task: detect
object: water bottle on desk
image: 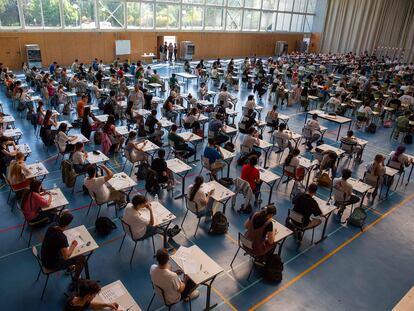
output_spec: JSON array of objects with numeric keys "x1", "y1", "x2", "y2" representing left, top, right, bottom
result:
[{"x1": 154, "y1": 194, "x2": 159, "y2": 203}]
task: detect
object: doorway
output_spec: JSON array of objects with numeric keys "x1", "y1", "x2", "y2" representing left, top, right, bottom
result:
[
  {"x1": 156, "y1": 36, "x2": 177, "y2": 61},
  {"x1": 0, "y1": 37, "x2": 22, "y2": 70}
]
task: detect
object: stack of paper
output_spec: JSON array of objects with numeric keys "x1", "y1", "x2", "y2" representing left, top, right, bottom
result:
[
  {"x1": 174, "y1": 247, "x2": 199, "y2": 274},
  {"x1": 99, "y1": 283, "x2": 126, "y2": 303}
]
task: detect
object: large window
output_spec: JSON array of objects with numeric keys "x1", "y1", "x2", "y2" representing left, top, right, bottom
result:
[
  {"x1": 127, "y1": 2, "x2": 154, "y2": 29},
  {"x1": 181, "y1": 5, "x2": 203, "y2": 29},
  {"x1": 226, "y1": 8, "x2": 242, "y2": 31},
  {"x1": 99, "y1": 0, "x2": 124, "y2": 28},
  {"x1": 156, "y1": 3, "x2": 180, "y2": 28},
  {"x1": 64, "y1": 0, "x2": 96, "y2": 29},
  {"x1": 243, "y1": 10, "x2": 260, "y2": 31},
  {"x1": 275, "y1": 12, "x2": 290, "y2": 31},
  {"x1": 0, "y1": 0, "x2": 20, "y2": 27},
  {"x1": 1, "y1": 0, "x2": 317, "y2": 31},
  {"x1": 204, "y1": 7, "x2": 223, "y2": 30}
]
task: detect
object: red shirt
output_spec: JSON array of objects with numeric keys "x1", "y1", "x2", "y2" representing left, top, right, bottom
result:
[
  {"x1": 241, "y1": 164, "x2": 260, "y2": 191},
  {"x1": 22, "y1": 192, "x2": 49, "y2": 221}
]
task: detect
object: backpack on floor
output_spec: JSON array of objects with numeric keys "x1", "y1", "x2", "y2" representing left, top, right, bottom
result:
[
  {"x1": 136, "y1": 162, "x2": 150, "y2": 180},
  {"x1": 145, "y1": 169, "x2": 160, "y2": 195},
  {"x1": 95, "y1": 217, "x2": 117, "y2": 235},
  {"x1": 404, "y1": 134, "x2": 413, "y2": 144},
  {"x1": 224, "y1": 142, "x2": 235, "y2": 153},
  {"x1": 218, "y1": 177, "x2": 234, "y2": 188},
  {"x1": 209, "y1": 212, "x2": 229, "y2": 234},
  {"x1": 263, "y1": 254, "x2": 283, "y2": 282},
  {"x1": 61, "y1": 160, "x2": 76, "y2": 187},
  {"x1": 383, "y1": 120, "x2": 392, "y2": 128},
  {"x1": 347, "y1": 207, "x2": 367, "y2": 231},
  {"x1": 317, "y1": 173, "x2": 332, "y2": 187},
  {"x1": 365, "y1": 123, "x2": 377, "y2": 134},
  {"x1": 93, "y1": 130, "x2": 102, "y2": 145}
]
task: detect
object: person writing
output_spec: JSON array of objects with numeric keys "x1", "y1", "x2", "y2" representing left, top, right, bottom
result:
[{"x1": 187, "y1": 176, "x2": 215, "y2": 220}]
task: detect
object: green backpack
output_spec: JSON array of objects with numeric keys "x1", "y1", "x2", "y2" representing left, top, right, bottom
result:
[{"x1": 347, "y1": 207, "x2": 367, "y2": 231}]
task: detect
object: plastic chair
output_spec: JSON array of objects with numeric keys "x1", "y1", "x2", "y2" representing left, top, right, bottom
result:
[
  {"x1": 181, "y1": 195, "x2": 206, "y2": 238},
  {"x1": 118, "y1": 218, "x2": 156, "y2": 264},
  {"x1": 147, "y1": 283, "x2": 192, "y2": 311},
  {"x1": 230, "y1": 232, "x2": 261, "y2": 280}
]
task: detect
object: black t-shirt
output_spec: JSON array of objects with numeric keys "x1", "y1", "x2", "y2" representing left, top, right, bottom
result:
[
  {"x1": 151, "y1": 158, "x2": 167, "y2": 180},
  {"x1": 292, "y1": 193, "x2": 322, "y2": 226},
  {"x1": 145, "y1": 115, "x2": 158, "y2": 133},
  {"x1": 41, "y1": 226, "x2": 69, "y2": 269}
]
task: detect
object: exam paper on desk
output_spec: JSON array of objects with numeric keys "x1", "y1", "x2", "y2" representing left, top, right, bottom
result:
[
  {"x1": 174, "y1": 247, "x2": 199, "y2": 274},
  {"x1": 65, "y1": 230, "x2": 86, "y2": 247}
]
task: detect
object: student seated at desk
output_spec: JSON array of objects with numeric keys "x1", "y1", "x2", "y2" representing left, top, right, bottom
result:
[
  {"x1": 340, "y1": 130, "x2": 362, "y2": 161},
  {"x1": 163, "y1": 97, "x2": 179, "y2": 122},
  {"x1": 217, "y1": 86, "x2": 236, "y2": 109},
  {"x1": 41, "y1": 212, "x2": 86, "y2": 280},
  {"x1": 240, "y1": 109, "x2": 258, "y2": 134},
  {"x1": 203, "y1": 138, "x2": 225, "y2": 179},
  {"x1": 151, "y1": 149, "x2": 174, "y2": 187},
  {"x1": 242, "y1": 128, "x2": 262, "y2": 159},
  {"x1": 315, "y1": 150, "x2": 338, "y2": 180},
  {"x1": 169, "y1": 73, "x2": 179, "y2": 89},
  {"x1": 150, "y1": 249, "x2": 199, "y2": 305},
  {"x1": 305, "y1": 113, "x2": 321, "y2": 150},
  {"x1": 72, "y1": 142, "x2": 89, "y2": 174},
  {"x1": 208, "y1": 113, "x2": 229, "y2": 145},
  {"x1": 103, "y1": 115, "x2": 125, "y2": 153},
  {"x1": 21, "y1": 179, "x2": 55, "y2": 225},
  {"x1": 0, "y1": 136, "x2": 17, "y2": 181},
  {"x1": 356, "y1": 103, "x2": 373, "y2": 128},
  {"x1": 123, "y1": 194, "x2": 164, "y2": 240},
  {"x1": 333, "y1": 168, "x2": 360, "y2": 216},
  {"x1": 187, "y1": 176, "x2": 215, "y2": 218},
  {"x1": 84, "y1": 165, "x2": 126, "y2": 205},
  {"x1": 56, "y1": 122, "x2": 77, "y2": 153},
  {"x1": 125, "y1": 131, "x2": 148, "y2": 163},
  {"x1": 80, "y1": 107, "x2": 100, "y2": 140},
  {"x1": 389, "y1": 145, "x2": 413, "y2": 170},
  {"x1": 241, "y1": 156, "x2": 262, "y2": 203},
  {"x1": 394, "y1": 111, "x2": 411, "y2": 138},
  {"x1": 199, "y1": 82, "x2": 210, "y2": 101},
  {"x1": 265, "y1": 105, "x2": 279, "y2": 131},
  {"x1": 283, "y1": 149, "x2": 305, "y2": 181},
  {"x1": 291, "y1": 183, "x2": 322, "y2": 238},
  {"x1": 65, "y1": 279, "x2": 119, "y2": 311},
  {"x1": 8, "y1": 152, "x2": 31, "y2": 189},
  {"x1": 366, "y1": 154, "x2": 386, "y2": 198},
  {"x1": 168, "y1": 125, "x2": 196, "y2": 159},
  {"x1": 184, "y1": 108, "x2": 201, "y2": 133},
  {"x1": 325, "y1": 93, "x2": 341, "y2": 112},
  {"x1": 103, "y1": 91, "x2": 117, "y2": 117},
  {"x1": 244, "y1": 205, "x2": 277, "y2": 262},
  {"x1": 76, "y1": 95, "x2": 88, "y2": 119},
  {"x1": 273, "y1": 123, "x2": 293, "y2": 153},
  {"x1": 245, "y1": 94, "x2": 257, "y2": 111}
]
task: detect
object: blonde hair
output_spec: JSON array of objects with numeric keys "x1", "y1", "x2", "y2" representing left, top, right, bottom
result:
[{"x1": 9, "y1": 152, "x2": 26, "y2": 183}]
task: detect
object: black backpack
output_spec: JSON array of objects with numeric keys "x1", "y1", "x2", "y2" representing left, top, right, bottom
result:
[
  {"x1": 136, "y1": 162, "x2": 150, "y2": 180},
  {"x1": 209, "y1": 212, "x2": 229, "y2": 234},
  {"x1": 365, "y1": 123, "x2": 377, "y2": 134},
  {"x1": 95, "y1": 217, "x2": 117, "y2": 235},
  {"x1": 263, "y1": 254, "x2": 284, "y2": 282},
  {"x1": 145, "y1": 169, "x2": 160, "y2": 195},
  {"x1": 404, "y1": 134, "x2": 413, "y2": 144},
  {"x1": 218, "y1": 177, "x2": 234, "y2": 188}
]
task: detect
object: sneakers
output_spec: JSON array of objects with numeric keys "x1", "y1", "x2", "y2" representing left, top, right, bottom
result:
[{"x1": 185, "y1": 290, "x2": 199, "y2": 301}]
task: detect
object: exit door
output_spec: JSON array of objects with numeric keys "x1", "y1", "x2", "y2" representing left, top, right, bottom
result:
[{"x1": 0, "y1": 37, "x2": 21, "y2": 70}]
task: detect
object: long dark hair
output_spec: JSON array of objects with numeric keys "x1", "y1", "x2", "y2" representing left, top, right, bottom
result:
[
  {"x1": 42, "y1": 110, "x2": 52, "y2": 127},
  {"x1": 103, "y1": 115, "x2": 115, "y2": 132},
  {"x1": 285, "y1": 149, "x2": 300, "y2": 166},
  {"x1": 82, "y1": 106, "x2": 91, "y2": 125},
  {"x1": 189, "y1": 176, "x2": 204, "y2": 201}
]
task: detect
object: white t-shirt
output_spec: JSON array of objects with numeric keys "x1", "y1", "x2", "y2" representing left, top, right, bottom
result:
[
  {"x1": 84, "y1": 176, "x2": 110, "y2": 203},
  {"x1": 273, "y1": 131, "x2": 290, "y2": 148},
  {"x1": 245, "y1": 100, "x2": 256, "y2": 110},
  {"x1": 307, "y1": 119, "x2": 320, "y2": 134},
  {"x1": 187, "y1": 184, "x2": 208, "y2": 213},
  {"x1": 150, "y1": 265, "x2": 182, "y2": 305},
  {"x1": 333, "y1": 178, "x2": 353, "y2": 201},
  {"x1": 56, "y1": 131, "x2": 70, "y2": 151},
  {"x1": 243, "y1": 135, "x2": 259, "y2": 150},
  {"x1": 72, "y1": 151, "x2": 86, "y2": 165},
  {"x1": 122, "y1": 204, "x2": 150, "y2": 239}
]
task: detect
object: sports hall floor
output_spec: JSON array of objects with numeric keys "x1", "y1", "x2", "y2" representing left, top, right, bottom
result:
[{"x1": 1, "y1": 63, "x2": 414, "y2": 311}]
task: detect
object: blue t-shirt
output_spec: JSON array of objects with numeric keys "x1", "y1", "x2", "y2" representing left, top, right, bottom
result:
[{"x1": 204, "y1": 146, "x2": 221, "y2": 164}]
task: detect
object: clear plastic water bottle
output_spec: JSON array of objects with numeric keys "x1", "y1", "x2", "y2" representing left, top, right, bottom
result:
[
  {"x1": 154, "y1": 194, "x2": 159, "y2": 202},
  {"x1": 53, "y1": 183, "x2": 57, "y2": 189}
]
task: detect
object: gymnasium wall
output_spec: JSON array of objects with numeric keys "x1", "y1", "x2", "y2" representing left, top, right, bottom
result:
[{"x1": 0, "y1": 31, "x2": 304, "y2": 69}]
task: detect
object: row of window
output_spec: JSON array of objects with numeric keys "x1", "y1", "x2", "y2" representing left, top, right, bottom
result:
[{"x1": 0, "y1": 0, "x2": 315, "y2": 32}]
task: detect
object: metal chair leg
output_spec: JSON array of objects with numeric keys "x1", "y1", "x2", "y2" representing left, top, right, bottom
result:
[
  {"x1": 146, "y1": 293, "x2": 156, "y2": 311},
  {"x1": 180, "y1": 210, "x2": 189, "y2": 227},
  {"x1": 118, "y1": 233, "x2": 127, "y2": 252},
  {"x1": 130, "y1": 241, "x2": 138, "y2": 265},
  {"x1": 40, "y1": 274, "x2": 50, "y2": 300},
  {"x1": 230, "y1": 246, "x2": 240, "y2": 267},
  {"x1": 151, "y1": 236, "x2": 156, "y2": 255},
  {"x1": 247, "y1": 260, "x2": 255, "y2": 281},
  {"x1": 86, "y1": 199, "x2": 93, "y2": 215},
  {"x1": 36, "y1": 268, "x2": 42, "y2": 281},
  {"x1": 20, "y1": 220, "x2": 26, "y2": 237},
  {"x1": 194, "y1": 218, "x2": 201, "y2": 238}
]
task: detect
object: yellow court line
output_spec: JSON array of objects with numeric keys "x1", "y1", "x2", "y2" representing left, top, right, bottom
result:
[
  {"x1": 366, "y1": 207, "x2": 383, "y2": 216},
  {"x1": 248, "y1": 192, "x2": 414, "y2": 311},
  {"x1": 226, "y1": 233, "x2": 238, "y2": 245},
  {"x1": 212, "y1": 286, "x2": 238, "y2": 311}
]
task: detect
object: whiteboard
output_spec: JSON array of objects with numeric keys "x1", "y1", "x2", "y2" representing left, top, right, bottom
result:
[{"x1": 115, "y1": 40, "x2": 131, "y2": 55}]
